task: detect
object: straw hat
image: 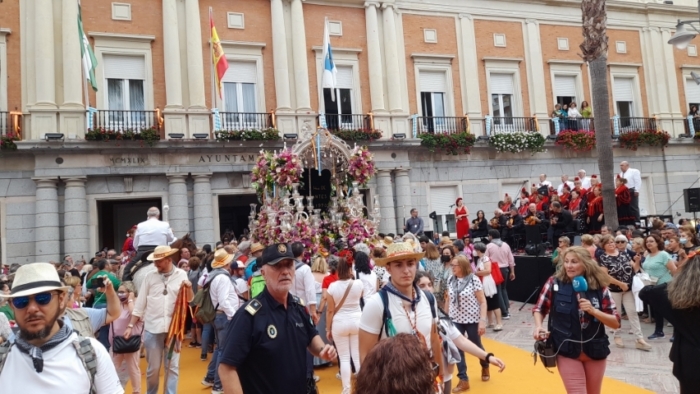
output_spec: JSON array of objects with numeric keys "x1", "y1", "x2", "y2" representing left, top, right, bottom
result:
[
  {"x1": 212, "y1": 249, "x2": 234, "y2": 269},
  {"x1": 5, "y1": 262, "x2": 69, "y2": 298},
  {"x1": 146, "y1": 245, "x2": 179, "y2": 261},
  {"x1": 250, "y1": 243, "x2": 264, "y2": 254},
  {"x1": 373, "y1": 242, "x2": 425, "y2": 267},
  {"x1": 382, "y1": 236, "x2": 394, "y2": 249}
]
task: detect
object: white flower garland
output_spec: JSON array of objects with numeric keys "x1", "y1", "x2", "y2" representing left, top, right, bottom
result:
[{"x1": 489, "y1": 131, "x2": 546, "y2": 154}]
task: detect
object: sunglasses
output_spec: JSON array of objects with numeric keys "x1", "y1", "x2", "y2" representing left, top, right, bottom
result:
[
  {"x1": 12, "y1": 291, "x2": 57, "y2": 309},
  {"x1": 615, "y1": 241, "x2": 627, "y2": 244}
]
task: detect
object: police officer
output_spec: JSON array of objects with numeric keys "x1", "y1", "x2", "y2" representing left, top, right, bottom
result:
[{"x1": 218, "y1": 243, "x2": 336, "y2": 394}]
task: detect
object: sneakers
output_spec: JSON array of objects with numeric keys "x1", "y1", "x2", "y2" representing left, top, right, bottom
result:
[
  {"x1": 201, "y1": 355, "x2": 208, "y2": 361},
  {"x1": 201, "y1": 379, "x2": 214, "y2": 387},
  {"x1": 670, "y1": 336, "x2": 675, "y2": 343},
  {"x1": 452, "y1": 379, "x2": 470, "y2": 393},
  {"x1": 336, "y1": 372, "x2": 341, "y2": 380},
  {"x1": 614, "y1": 337, "x2": 624, "y2": 348},
  {"x1": 635, "y1": 339, "x2": 652, "y2": 351},
  {"x1": 648, "y1": 332, "x2": 665, "y2": 340},
  {"x1": 502, "y1": 314, "x2": 511, "y2": 320},
  {"x1": 188, "y1": 341, "x2": 200, "y2": 348}
]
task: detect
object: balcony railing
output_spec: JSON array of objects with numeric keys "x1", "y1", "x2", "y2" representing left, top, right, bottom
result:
[
  {"x1": 0, "y1": 111, "x2": 22, "y2": 138},
  {"x1": 614, "y1": 116, "x2": 657, "y2": 134},
  {"x1": 485, "y1": 116, "x2": 537, "y2": 135},
  {"x1": 88, "y1": 109, "x2": 162, "y2": 132},
  {"x1": 415, "y1": 116, "x2": 468, "y2": 134},
  {"x1": 550, "y1": 118, "x2": 596, "y2": 135},
  {"x1": 684, "y1": 115, "x2": 700, "y2": 136},
  {"x1": 217, "y1": 112, "x2": 273, "y2": 131},
  {"x1": 318, "y1": 114, "x2": 370, "y2": 131}
]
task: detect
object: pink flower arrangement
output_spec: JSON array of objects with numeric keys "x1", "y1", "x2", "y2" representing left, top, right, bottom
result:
[
  {"x1": 347, "y1": 146, "x2": 376, "y2": 186},
  {"x1": 273, "y1": 149, "x2": 302, "y2": 189},
  {"x1": 251, "y1": 151, "x2": 275, "y2": 195},
  {"x1": 343, "y1": 217, "x2": 376, "y2": 247}
]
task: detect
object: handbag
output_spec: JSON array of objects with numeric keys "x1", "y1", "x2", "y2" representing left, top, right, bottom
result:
[
  {"x1": 111, "y1": 322, "x2": 142, "y2": 354},
  {"x1": 490, "y1": 262, "x2": 504, "y2": 286}
]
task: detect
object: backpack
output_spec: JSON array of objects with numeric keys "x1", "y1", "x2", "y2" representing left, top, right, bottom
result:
[
  {"x1": 0, "y1": 335, "x2": 98, "y2": 394},
  {"x1": 64, "y1": 308, "x2": 95, "y2": 339},
  {"x1": 192, "y1": 270, "x2": 230, "y2": 324},
  {"x1": 249, "y1": 275, "x2": 266, "y2": 298},
  {"x1": 378, "y1": 287, "x2": 437, "y2": 339}
]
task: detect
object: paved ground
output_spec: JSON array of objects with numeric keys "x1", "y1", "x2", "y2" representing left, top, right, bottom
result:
[{"x1": 487, "y1": 300, "x2": 677, "y2": 394}]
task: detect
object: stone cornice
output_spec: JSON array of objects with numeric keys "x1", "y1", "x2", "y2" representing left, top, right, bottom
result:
[{"x1": 88, "y1": 32, "x2": 156, "y2": 42}]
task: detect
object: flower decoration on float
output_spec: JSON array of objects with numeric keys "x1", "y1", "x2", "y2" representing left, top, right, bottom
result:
[{"x1": 347, "y1": 145, "x2": 376, "y2": 187}]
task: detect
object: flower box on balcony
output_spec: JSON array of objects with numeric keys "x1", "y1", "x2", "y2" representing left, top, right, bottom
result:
[
  {"x1": 618, "y1": 129, "x2": 670, "y2": 151},
  {"x1": 214, "y1": 128, "x2": 280, "y2": 142},
  {"x1": 0, "y1": 132, "x2": 20, "y2": 151},
  {"x1": 489, "y1": 131, "x2": 545, "y2": 155},
  {"x1": 85, "y1": 127, "x2": 161, "y2": 147},
  {"x1": 330, "y1": 128, "x2": 382, "y2": 141},
  {"x1": 555, "y1": 130, "x2": 596, "y2": 152},
  {"x1": 418, "y1": 131, "x2": 476, "y2": 156}
]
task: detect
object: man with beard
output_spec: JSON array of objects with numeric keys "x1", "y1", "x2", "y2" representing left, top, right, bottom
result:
[
  {"x1": 0, "y1": 263, "x2": 122, "y2": 393},
  {"x1": 219, "y1": 244, "x2": 337, "y2": 394}
]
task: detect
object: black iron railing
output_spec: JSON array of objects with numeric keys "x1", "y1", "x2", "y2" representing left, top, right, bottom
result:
[
  {"x1": 684, "y1": 116, "x2": 700, "y2": 136},
  {"x1": 416, "y1": 116, "x2": 468, "y2": 134},
  {"x1": 318, "y1": 114, "x2": 370, "y2": 131},
  {"x1": 550, "y1": 118, "x2": 596, "y2": 135},
  {"x1": 488, "y1": 116, "x2": 537, "y2": 134},
  {"x1": 0, "y1": 112, "x2": 8, "y2": 137},
  {"x1": 615, "y1": 117, "x2": 656, "y2": 133},
  {"x1": 218, "y1": 112, "x2": 273, "y2": 131},
  {"x1": 89, "y1": 110, "x2": 161, "y2": 132}
]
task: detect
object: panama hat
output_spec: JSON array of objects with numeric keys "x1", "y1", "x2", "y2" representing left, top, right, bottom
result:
[
  {"x1": 146, "y1": 245, "x2": 179, "y2": 261},
  {"x1": 373, "y1": 242, "x2": 425, "y2": 267},
  {"x1": 251, "y1": 243, "x2": 264, "y2": 254},
  {"x1": 212, "y1": 249, "x2": 235, "y2": 269},
  {"x1": 5, "y1": 262, "x2": 69, "y2": 298}
]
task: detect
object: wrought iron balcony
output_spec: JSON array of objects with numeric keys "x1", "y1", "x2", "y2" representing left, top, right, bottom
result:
[
  {"x1": 486, "y1": 116, "x2": 537, "y2": 135},
  {"x1": 614, "y1": 117, "x2": 657, "y2": 134},
  {"x1": 0, "y1": 111, "x2": 22, "y2": 139},
  {"x1": 317, "y1": 114, "x2": 370, "y2": 131},
  {"x1": 550, "y1": 118, "x2": 596, "y2": 135},
  {"x1": 684, "y1": 115, "x2": 700, "y2": 136},
  {"x1": 216, "y1": 112, "x2": 274, "y2": 131},
  {"x1": 88, "y1": 109, "x2": 162, "y2": 132},
  {"x1": 414, "y1": 116, "x2": 469, "y2": 134}
]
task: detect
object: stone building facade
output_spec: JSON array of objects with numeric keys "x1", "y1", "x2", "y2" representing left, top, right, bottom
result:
[{"x1": 0, "y1": 0, "x2": 699, "y2": 263}]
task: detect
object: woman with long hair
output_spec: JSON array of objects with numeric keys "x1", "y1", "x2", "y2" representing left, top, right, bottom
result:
[
  {"x1": 614, "y1": 176, "x2": 635, "y2": 227},
  {"x1": 533, "y1": 247, "x2": 621, "y2": 394},
  {"x1": 586, "y1": 185, "x2": 604, "y2": 234},
  {"x1": 327, "y1": 257, "x2": 364, "y2": 394},
  {"x1": 643, "y1": 234, "x2": 677, "y2": 339},
  {"x1": 446, "y1": 255, "x2": 489, "y2": 392},
  {"x1": 640, "y1": 254, "x2": 700, "y2": 393},
  {"x1": 472, "y1": 242, "x2": 502, "y2": 331},
  {"x1": 110, "y1": 281, "x2": 143, "y2": 394},
  {"x1": 598, "y1": 235, "x2": 651, "y2": 350},
  {"x1": 354, "y1": 251, "x2": 377, "y2": 304},
  {"x1": 470, "y1": 210, "x2": 488, "y2": 239},
  {"x1": 455, "y1": 198, "x2": 470, "y2": 240}
]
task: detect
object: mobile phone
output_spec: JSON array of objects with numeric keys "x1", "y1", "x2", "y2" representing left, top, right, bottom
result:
[{"x1": 94, "y1": 277, "x2": 105, "y2": 288}]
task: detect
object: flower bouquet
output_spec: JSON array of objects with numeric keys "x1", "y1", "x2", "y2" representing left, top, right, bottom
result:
[
  {"x1": 347, "y1": 146, "x2": 376, "y2": 186},
  {"x1": 251, "y1": 151, "x2": 275, "y2": 196},
  {"x1": 273, "y1": 149, "x2": 302, "y2": 189}
]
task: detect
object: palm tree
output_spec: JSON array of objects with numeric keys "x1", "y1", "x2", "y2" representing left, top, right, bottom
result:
[{"x1": 580, "y1": 0, "x2": 619, "y2": 230}]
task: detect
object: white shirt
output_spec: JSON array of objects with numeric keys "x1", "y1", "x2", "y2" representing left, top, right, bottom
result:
[
  {"x1": 133, "y1": 268, "x2": 188, "y2": 333},
  {"x1": 568, "y1": 107, "x2": 581, "y2": 118},
  {"x1": 358, "y1": 271, "x2": 378, "y2": 302},
  {"x1": 327, "y1": 279, "x2": 363, "y2": 318},
  {"x1": 539, "y1": 180, "x2": 552, "y2": 188},
  {"x1": 292, "y1": 262, "x2": 317, "y2": 306},
  {"x1": 620, "y1": 168, "x2": 642, "y2": 193},
  {"x1": 133, "y1": 218, "x2": 176, "y2": 248},
  {"x1": 233, "y1": 277, "x2": 249, "y2": 307},
  {"x1": 359, "y1": 290, "x2": 437, "y2": 347},
  {"x1": 557, "y1": 181, "x2": 574, "y2": 196},
  {"x1": 0, "y1": 333, "x2": 122, "y2": 394},
  {"x1": 207, "y1": 272, "x2": 238, "y2": 319},
  {"x1": 580, "y1": 176, "x2": 592, "y2": 190}
]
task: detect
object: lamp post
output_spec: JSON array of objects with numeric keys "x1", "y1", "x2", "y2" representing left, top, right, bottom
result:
[{"x1": 667, "y1": 0, "x2": 700, "y2": 49}]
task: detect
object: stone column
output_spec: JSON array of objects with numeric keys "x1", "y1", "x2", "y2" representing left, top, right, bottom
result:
[
  {"x1": 35, "y1": 0, "x2": 56, "y2": 107},
  {"x1": 64, "y1": 177, "x2": 89, "y2": 260},
  {"x1": 376, "y1": 170, "x2": 396, "y2": 234},
  {"x1": 291, "y1": 0, "x2": 311, "y2": 112},
  {"x1": 365, "y1": 2, "x2": 386, "y2": 113},
  {"x1": 62, "y1": 0, "x2": 83, "y2": 107},
  {"x1": 193, "y1": 174, "x2": 215, "y2": 247},
  {"x1": 459, "y1": 14, "x2": 482, "y2": 119},
  {"x1": 271, "y1": 0, "x2": 292, "y2": 112},
  {"x1": 394, "y1": 169, "x2": 412, "y2": 233},
  {"x1": 660, "y1": 28, "x2": 684, "y2": 135},
  {"x1": 163, "y1": 0, "x2": 183, "y2": 109},
  {"x1": 382, "y1": 4, "x2": 402, "y2": 113},
  {"x1": 523, "y1": 19, "x2": 549, "y2": 135},
  {"x1": 185, "y1": 0, "x2": 206, "y2": 109},
  {"x1": 34, "y1": 178, "x2": 60, "y2": 261},
  {"x1": 167, "y1": 174, "x2": 190, "y2": 236}
]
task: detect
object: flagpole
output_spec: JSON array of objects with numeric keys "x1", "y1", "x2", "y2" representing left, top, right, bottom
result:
[
  {"x1": 318, "y1": 18, "x2": 327, "y2": 125},
  {"x1": 209, "y1": 7, "x2": 216, "y2": 113}
]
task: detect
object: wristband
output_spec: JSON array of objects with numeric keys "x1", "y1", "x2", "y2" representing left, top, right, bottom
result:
[
  {"x1": 127, "y1": 324, "x2": 134, "y2": 328},
  {"x1": 485, "y1": 353, "x2": 494, "y2": 363}
]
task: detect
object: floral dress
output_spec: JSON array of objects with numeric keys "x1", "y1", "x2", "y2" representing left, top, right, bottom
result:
[{"x1": 425, "y1": 258, "x2": 450, "y2": 307}]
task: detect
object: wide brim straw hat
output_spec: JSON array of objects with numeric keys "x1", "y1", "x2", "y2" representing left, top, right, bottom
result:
[
  {"x1": 146, "y1": 245, "x2": 179, "y2": 261},
  {"x1": 212, "y1": 249, "x2": 235, "y2": 269},
  {"x1": 250, "y1": 243, "x2": 264, "y2": 254},
  {"x1": 373, "y1": 242, "x2": 425, "y2": 267},
  {"x1": 4, "y1": 262, "x2": 69, "y2": 298}
]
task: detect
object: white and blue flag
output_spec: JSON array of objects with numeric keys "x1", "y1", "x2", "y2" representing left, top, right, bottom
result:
[{"x1": 321, "y1": 18, "x2": 338, "y2": 102}]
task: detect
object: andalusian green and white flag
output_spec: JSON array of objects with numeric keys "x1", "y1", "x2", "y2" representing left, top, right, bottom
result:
[{"x1": 78, "y1": 0, "x2": 98, "y2": 91}]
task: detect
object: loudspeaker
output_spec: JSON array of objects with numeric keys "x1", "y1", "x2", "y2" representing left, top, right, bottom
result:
[{"x1": 684, "y1": 188, "x2": 700, "y2": 212}]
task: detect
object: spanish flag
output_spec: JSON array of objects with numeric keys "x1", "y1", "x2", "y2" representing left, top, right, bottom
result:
[{"x1": 210, "y1": 8, "x2": 228, "y2": 99}]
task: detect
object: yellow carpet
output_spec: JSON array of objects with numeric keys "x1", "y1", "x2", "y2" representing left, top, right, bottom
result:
[{"x1": 126, "y1": 338, "x2": 653, "y2": 393}]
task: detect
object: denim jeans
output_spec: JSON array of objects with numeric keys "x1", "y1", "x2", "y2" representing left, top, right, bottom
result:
[
  {"x1": 453, "y1": 322, "x2": 488, "y2": 381},
  {"x1": 93, "y1": 303, "x2": 110, "y2": 352},
  {"x1": 201, "y1": 322, "x2": 214, "y2": 358},
  {"x1": 497, "y1": 267, "x2": 511, "y2": 316},
  {"x1": 144, "y1": 331, "x2": 180, "y2": 394},
  {"x1": 205, "y1": 313, "x2": 230, "y2": 390}
]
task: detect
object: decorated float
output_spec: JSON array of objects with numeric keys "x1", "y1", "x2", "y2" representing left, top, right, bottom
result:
[{"x1": 247, "y1": 122, "x2": 380, "y2": 254}]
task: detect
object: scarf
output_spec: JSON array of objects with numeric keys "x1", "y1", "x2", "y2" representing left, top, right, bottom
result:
[
  {"x1": 449, "y1": 274, "x2": 473, "y2": 309},
  {"x1": 384, "y1": 280, "x2": 422, "y2": 311},
  {"x1": 15, "y1": 320, "x2": 73, "y2": 373}
]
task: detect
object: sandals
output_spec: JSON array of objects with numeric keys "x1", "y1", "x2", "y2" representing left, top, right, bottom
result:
[{"x1": 493, "y1": 324, "x2": 503, "y2": 331}]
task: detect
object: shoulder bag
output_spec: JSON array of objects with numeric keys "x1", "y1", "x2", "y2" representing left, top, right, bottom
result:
[{"x1": 111, "y1": 321, "x2": 142, "y2": 354}]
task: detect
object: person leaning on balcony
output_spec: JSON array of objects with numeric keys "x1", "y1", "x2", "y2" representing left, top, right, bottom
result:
[
  {"x1": 581, "y1": 101, "x2": 593, "y2": 118},
  {"x1": 568, "y1": 102, "x2": 581, "y2": 131}
]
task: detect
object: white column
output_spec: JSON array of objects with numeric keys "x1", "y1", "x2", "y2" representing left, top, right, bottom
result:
[
  {"x1": 185, "y1": 0, "x2": 206, "y2": 109},
  {"x1": 271, "y1": 0, "x2": 292, "y2": 111},
  {"x1": 382, "y1": 4, "x2": 402, "y2": 113},
  {"x1": 641, "y1": 28, "x2": 661, "y2": 116},
  {"x1": 64, "y1": 178, "x2": 89, "y2": 260},
  {"x1": 459, "y1": 14, "x2": 482, "y2": 118},
  {"x1": 376, "y1": 170, "x2": 396, "y2": 234},
  {"x1": 167, "y1": 174, "x2": 190, "y2": 236},
  {"x1": 193, "y1": 174, "x2": 215, "y2": 247},
  {"x1": 35, "y1": 0, "x2": 56, "y2": 107},
  {"x1": 34, "y1": 178, "x2": 60, "y2": 261},
  {"x1": 62, "y1": 0, "x2": 83, "y2": 107},
  {"x1": 660, "y1": 29, "x2": 682, "y2": 118},
  {"x1": 394, "y1": 169, "x2": 411, "y2": 233},
  {"x1": 163, "y1": 0, "x2": 183, "y2": 109},
  {"x1": 365, "y1": 2, "x2": 386, "y2": 113},
  {"x1": 291, "y1": 0, "x2": 311, "y2": 112},
  {"x1": 523, "y1": 19, "x2": 549, "y2": 134}
]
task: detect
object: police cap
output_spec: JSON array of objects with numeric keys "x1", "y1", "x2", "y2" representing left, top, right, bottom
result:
[{"x1": 261, "y1": 243, "x2": 294, "y2": 266}]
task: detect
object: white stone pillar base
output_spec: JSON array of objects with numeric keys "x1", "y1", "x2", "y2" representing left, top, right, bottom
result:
[
  {"x1": 60, "y1": 109, "x2": 87, "y2": 140},
  {"x1": 64, "y1": 177, "x2": 89, "y2": 259},
  {"x1": 34, "y1": 178, "x2": 60, "y2": 261},
  {"x1": 28, "y1": 109, "x2": 58, "y2": 141},
  {"x1": 187, "y1": 110, "x2": 211, "y2": 138},
  {"x1": 193, "y1": 174, "x2": 215, "y2": 246},
  {"x1": 164, "y1": 111, "x2": 188, "y2": 138},
  {"x1": 167, "y1": 174, "x2": 190, "y2": 236},
  {"x1": 275, "y1": 112, "x2": 298, "y2": 134}
]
